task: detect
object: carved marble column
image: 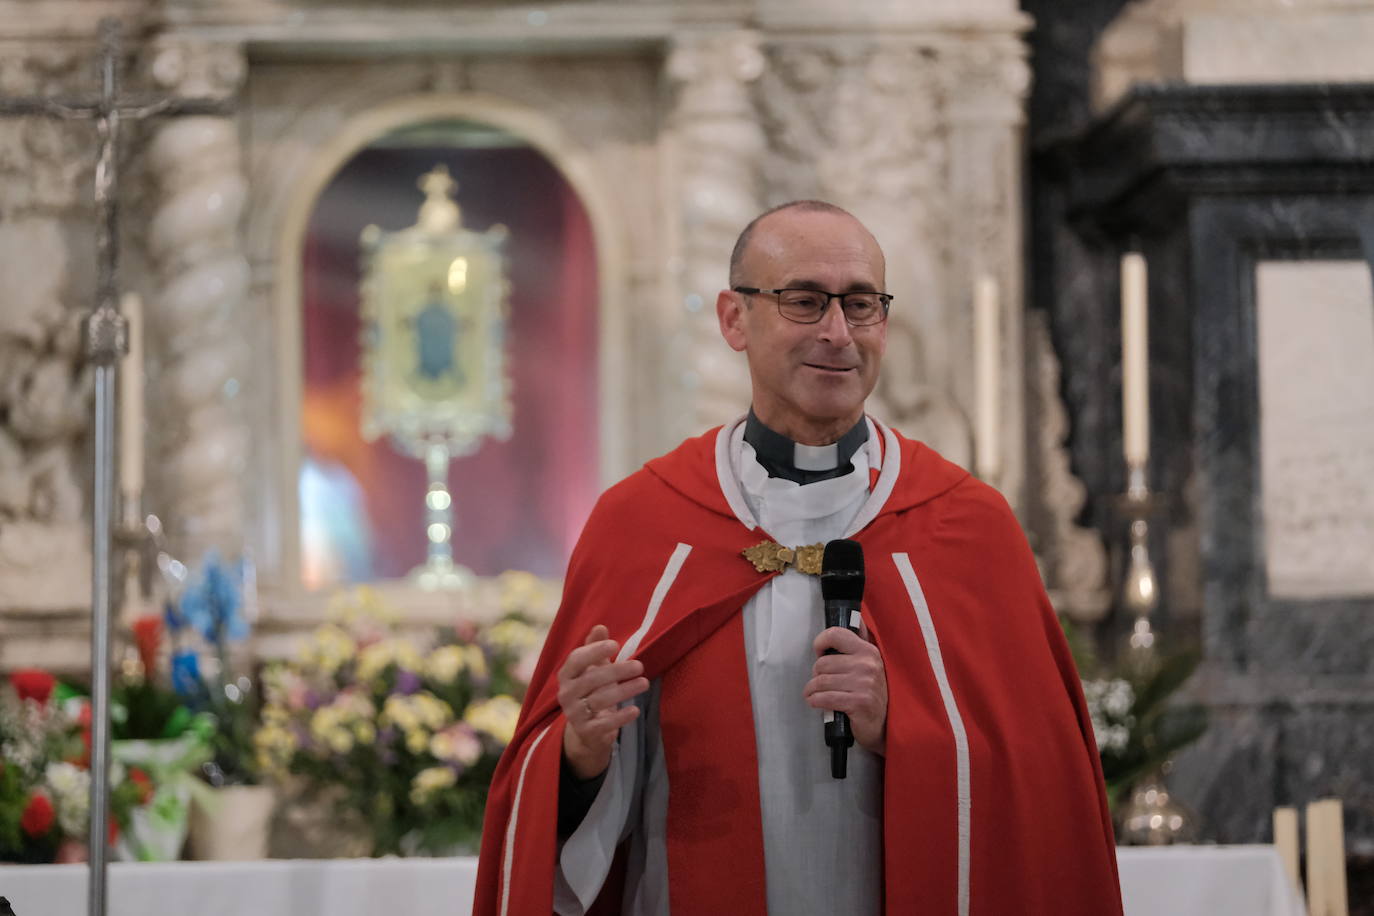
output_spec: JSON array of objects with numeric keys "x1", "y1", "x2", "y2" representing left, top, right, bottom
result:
[
  {"x1": 142, "y1": 36, "x2": 251, "y2": 559},
  {"x1": 757, "y1": 36, "x2": 976, "y2": 473},
  {"x1": 937, "y1": 35, "x2": 1032, "y2": 508},
  {"x1": 665, "y1": 29, "x2": 766, "y2": 440}
]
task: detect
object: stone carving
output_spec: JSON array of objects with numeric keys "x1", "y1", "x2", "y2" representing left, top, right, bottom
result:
[
  {"x1": 756, "y1": 38, "x2": 977, "y2": 468},
  {"x1": 1025, "y1": 312, "x2": 1110, "y2": 623},
  {"x1": 0, "y1": 45, "x2": 93, "y2": 214},
  {"x1": 143, "y1": 40, "x2": 251, "y2": 558},
  {"x1": 0, "y1": 216, "x2": 93, "y2": 612},
  {"x1": 146, "y1": 34, "x2": 248, "y2": 101},
  {"x1": 665, "y1": 29, "x2": 766, "y2": 438}
]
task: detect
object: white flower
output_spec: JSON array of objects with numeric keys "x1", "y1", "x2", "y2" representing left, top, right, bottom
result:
[
  {"x1": 44, "y1": 761, "x2": 91, "y2": 835},
  {"x1": 1102, "y1": 679, "x2": 1134, "y2": 718},
  {"x1": 1082, "y1": 678, "x2": 1136, "y2": 755}
]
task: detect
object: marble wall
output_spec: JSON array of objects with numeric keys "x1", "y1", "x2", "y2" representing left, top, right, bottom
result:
[{"x1": 1029, "y1": 0, "x2": 1374, "y2": 849}]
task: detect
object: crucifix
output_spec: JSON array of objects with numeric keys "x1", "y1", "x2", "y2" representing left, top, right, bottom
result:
[{"x1": 0, "y1": 18, "x2": 229, "y2": 916}]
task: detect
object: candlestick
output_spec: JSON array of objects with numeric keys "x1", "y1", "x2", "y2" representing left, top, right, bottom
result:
[
  {"x1": 1121, "y1": 253, "x2": 1150, "y2": 466},
  {"x1": 974, "y1": 274, "x2": 1000, "y2": 481},
  {"x1": 118, "y1": 291, "x2": 144, "y2": 503}
]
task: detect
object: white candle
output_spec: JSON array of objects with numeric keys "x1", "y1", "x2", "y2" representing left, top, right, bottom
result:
[
  {"x1": 1120, "y1": 253, "x2": 1150, "y2": 466},
  {"x1": 973, "y1": 274, "x2": 1000, "y2": 480},
  {"x1": 119, "y1": 291, "x2": 144, "y2": 502}
]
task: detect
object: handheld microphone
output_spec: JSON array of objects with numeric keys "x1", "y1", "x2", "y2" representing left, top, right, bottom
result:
[{"x1": 820, "y1": 538, "x2": 864, "y2": 779}]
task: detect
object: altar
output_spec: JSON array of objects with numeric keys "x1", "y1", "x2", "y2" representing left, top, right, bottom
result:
[{"x1": 0, "y1": 846, "x2": 1307, "y2": 916}]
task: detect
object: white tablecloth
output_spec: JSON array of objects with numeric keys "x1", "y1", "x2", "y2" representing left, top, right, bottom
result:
[
  {"x1": 1118, "y1": 845, "x2": 1307, "y2": 916},
  {"x1": 0, "y1": 845, "x2": 1306, "y2": 916}
]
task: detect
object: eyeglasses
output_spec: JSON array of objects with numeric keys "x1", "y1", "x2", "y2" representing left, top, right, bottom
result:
[{"x1": 732, "y1": 287, "x2": 893, "y2": 326}]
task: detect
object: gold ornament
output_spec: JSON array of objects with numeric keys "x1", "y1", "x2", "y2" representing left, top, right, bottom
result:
[{"x1": 741, "y1": 541, "x2": 825, "y2": 575}]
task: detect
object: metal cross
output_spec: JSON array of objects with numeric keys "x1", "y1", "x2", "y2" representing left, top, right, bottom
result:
[{"x1": 0, "y1": 18, "x2": 228, "y2": 916}]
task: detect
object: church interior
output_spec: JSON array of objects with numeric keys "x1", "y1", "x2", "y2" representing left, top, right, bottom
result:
[{"x1": 1, "y1": 0, "x2": 1371, "y2": 912}]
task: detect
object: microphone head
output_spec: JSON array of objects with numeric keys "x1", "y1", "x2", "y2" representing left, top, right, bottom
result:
[{"x1": 821, "y1": 539, "x2": 865, "y2": 601}]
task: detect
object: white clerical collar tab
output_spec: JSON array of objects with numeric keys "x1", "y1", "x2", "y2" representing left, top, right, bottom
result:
[{"x1": 794, "y1": 442, "x2": 839, "y2": 471}]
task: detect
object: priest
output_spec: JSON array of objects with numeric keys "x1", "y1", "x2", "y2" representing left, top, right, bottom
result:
[{"x1": 474, "y1": 201, "x2": 1123, "y2": 915}]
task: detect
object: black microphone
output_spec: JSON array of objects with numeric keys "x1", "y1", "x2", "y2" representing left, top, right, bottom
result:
[{"x1": 820, "y1": 538, "x2": 864, "y2": 779}]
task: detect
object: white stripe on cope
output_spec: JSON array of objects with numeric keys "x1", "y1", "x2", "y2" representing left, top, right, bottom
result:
[
  {"x1": 500, "y1": 722, "x2": 553, "y2": 916},
  {"x1": 893, "y1": 552, "x2": 972, "y2": 916},
  {"x1": 617, "y1": 543, "x2": 693, "y2": 663}
]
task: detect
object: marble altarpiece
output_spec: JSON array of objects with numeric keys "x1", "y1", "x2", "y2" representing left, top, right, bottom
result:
[{"x1": 1, "y1": 0, "x2": 1109, "y2": 672}]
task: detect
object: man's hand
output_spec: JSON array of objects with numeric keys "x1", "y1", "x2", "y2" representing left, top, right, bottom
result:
[
  {"x1": 804, "y1": 627, "x2": 888, "y2": 756},
  {"x1": 558, "y1": 625, "x2": 650, "y2": 780}
]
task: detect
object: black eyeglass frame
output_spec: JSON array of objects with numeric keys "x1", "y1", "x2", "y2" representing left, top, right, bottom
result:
[{"x1": 731, "y1": 286, "x2": 894, "y2": 326}]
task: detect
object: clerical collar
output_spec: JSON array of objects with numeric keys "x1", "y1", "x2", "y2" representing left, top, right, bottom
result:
[{"x1": 743, "y1": 410, "x2": 869, "y2": 485}]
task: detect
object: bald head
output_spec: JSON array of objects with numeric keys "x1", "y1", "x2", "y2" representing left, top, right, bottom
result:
[
  {"x1": 728, "y1": 200, "x2": 884, "y2": 289},
  {"x1": 716, "y1": 200, "x2": 889, "y2": 445}
]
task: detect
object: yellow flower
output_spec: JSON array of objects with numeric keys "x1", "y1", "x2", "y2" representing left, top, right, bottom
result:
[
  {"x1": 464, "y1": 695, "x2": 521, "y2": 745},
  {"x1": 326, "y1": 727, "x2": 354, "y2": 754},
  {"x1": 300, "y1": 624, "x2": 356, "y2": 675},
  {"x1": 380, "y1": 695, "x2": 421, "y2": 732},
  {"x1": 354, "y1": 721, "x2": 376, "y2": 744},
  {"x1": 412, "y1": 692, "x2": 453, "y2": 731},
  {"x1": 261, "y1": 703, "x2": 290, "y2": 727},
  {"x1": 487, "y1": 619, "x2": 541, "y2": 654},
  {"x1": 337, "y1": 690, "x2": 376, "y2": 722},
  {"x1": 464, "y1": 646, "x2": 489, "y2": 681},
  {"x1": 427, "y1": 645, "x2": 466, "y2": 683},
  {"x1": 253, "y1": 724, "x2": 297, "y2": 777},
  {"x1": 498, "y1": 571, "x2": 544, "y2": 613},
  {"x1": 405, "y1": 727, "x2": 430, "y2": 756},
  {"x1": 310, "y1": 706, "x2": 343, "y2": 743},
  {"x1": 356, "y1": 641, "x2": 395, "y2": 682},
  {"x1": 409, "y1": 766, "x2": 457, "y2": 805},
  {"x1": 328, "y1": 585, "x2": 397, "y2": 627},
  {"x1": 358, "y1": 638, "x2": 427, "y2": 682},
  {"x1": 393, "y1": 640, "x2": 424, "y2": 673}
]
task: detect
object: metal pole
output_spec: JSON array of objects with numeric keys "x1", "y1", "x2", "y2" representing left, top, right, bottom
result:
[
  {"x1": 86, "y1": 362, "x2": 117, "y2": 916},
  {"x1": 86, "y1": 19, "x2": 123, "y2": 916}
]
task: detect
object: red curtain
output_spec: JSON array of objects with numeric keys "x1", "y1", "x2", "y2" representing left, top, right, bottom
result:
[{"x1": 300, "y1": 142, "x2": 599, "y2": 583}]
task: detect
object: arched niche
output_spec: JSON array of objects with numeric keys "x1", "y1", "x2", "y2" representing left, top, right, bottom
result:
[{"x1": 269, "y1": 95, "x2": 628, "y2": 604}]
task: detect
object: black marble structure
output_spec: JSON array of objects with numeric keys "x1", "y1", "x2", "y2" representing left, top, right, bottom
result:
[{"x1": 1034, "y1": 84, "x2": 1374, "y2": 851}]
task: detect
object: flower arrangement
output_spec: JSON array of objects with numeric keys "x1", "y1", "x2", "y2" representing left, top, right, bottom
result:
[
  {"x1": 163, "y1": 550, "x2": 260, "y2": 786},
  {"x1": 1065, "y1": 619, "x2": 1208, "y2": 810},
  {"x1": 256, "y1": 578, "x2": 545, "y2": 856},
  {"x1": 0, "y1": 670, "x2": 152, "y2": 863}
]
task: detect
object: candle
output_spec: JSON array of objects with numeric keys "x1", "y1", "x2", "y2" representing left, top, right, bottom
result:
[
  {"x1": 1120, "y1": 253, "x2": 1150, "y2": 466},
  {"x1": 973, "y1": 274, "x2": 1000, "y2": 480},
  {"x1": 119, "y1": 291, "x2": 144, "y2": 502},
  {"x1": 1305, "y1": 799, "x2": 1349, "y2": 916}
]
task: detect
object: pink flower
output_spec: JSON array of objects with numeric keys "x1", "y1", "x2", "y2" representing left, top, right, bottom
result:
[{"x1": 430, "y1": 724, "x2": 482, "y2": 768}]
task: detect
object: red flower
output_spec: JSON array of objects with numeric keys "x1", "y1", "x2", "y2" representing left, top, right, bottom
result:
[
  {"x1": 21, "y1": 792, "x2": 55, "y2": 837},
  {"x1": 132, "y1": 615, "x2": 163, "y2": 676},
  {"x1": 128, "y1": 767, "x2": 154, "y2": 805},
  {"x1": 76, "y1": 701, "x2": 93, "y2": 766},
  {"x1": 10, "y1": 668, "x2": 56, "y2": 706}
]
